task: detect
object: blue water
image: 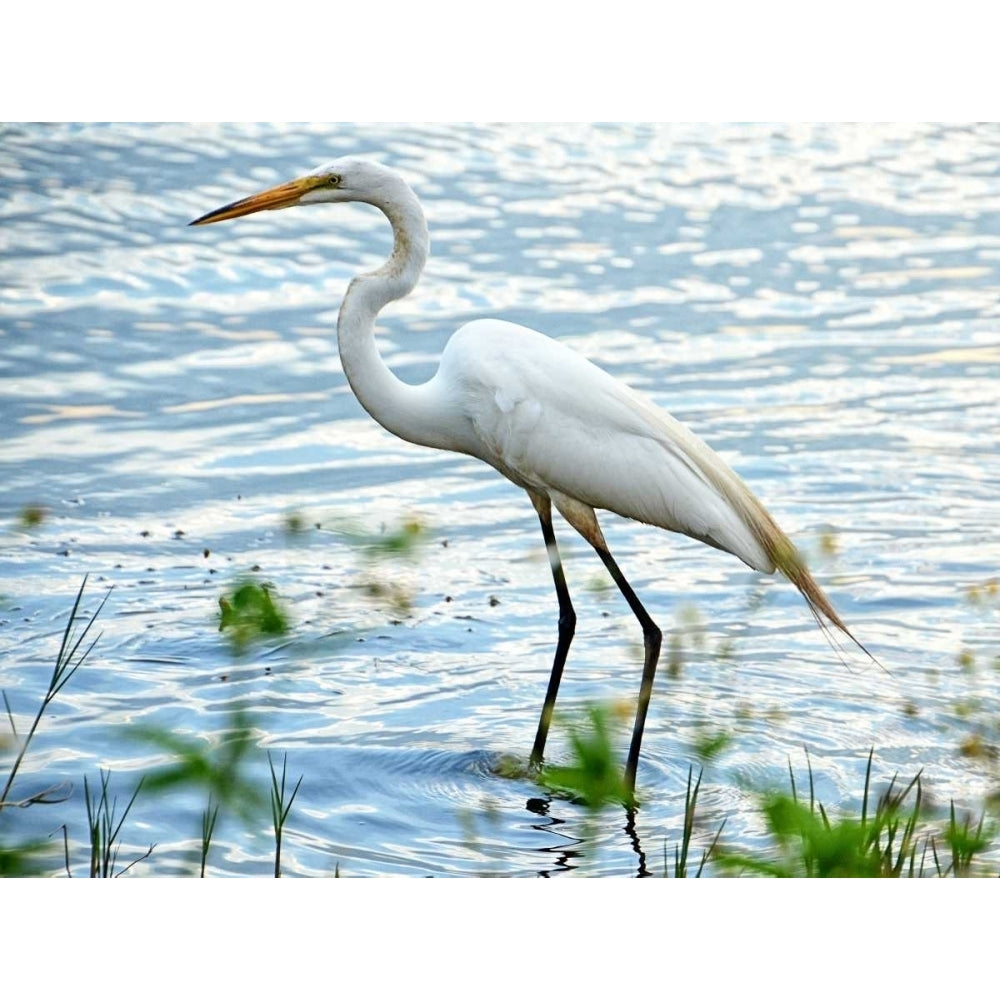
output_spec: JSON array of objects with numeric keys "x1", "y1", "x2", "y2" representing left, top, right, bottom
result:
[{"x1": 2, "y1": 123, "x2": 998, "y2": 875}]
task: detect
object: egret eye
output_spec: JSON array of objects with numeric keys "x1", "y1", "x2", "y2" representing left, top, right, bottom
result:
[{"x1": 326, "y1": 174, "x2": 342, "y2": 187}]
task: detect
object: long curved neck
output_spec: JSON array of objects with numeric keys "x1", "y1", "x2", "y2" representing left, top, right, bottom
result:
[{"x1": 336, "y1": 183, "x2": 459, "y2": 452}]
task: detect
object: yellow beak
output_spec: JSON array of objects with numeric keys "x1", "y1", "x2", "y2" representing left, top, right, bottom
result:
[{"x1": 189, "y1": 176, "x2": 325, "y2": 226}]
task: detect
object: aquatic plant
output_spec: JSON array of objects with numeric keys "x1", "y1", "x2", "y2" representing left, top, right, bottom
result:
[
  {"x1": 712, "y1": 752, "x2": 995, "y2": 878},
  {"x1": 218, "y1": 579, "x2": 290, "y2": 654},
  {"x1": 1, "y1": 576, "x2": 109, "y2": 809},
  {"x1": 269, "y1": 752, "x2": 304, "y2": 878}
]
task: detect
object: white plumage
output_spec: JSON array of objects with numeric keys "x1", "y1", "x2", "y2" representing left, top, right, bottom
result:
[
  {"x1": 192, "y1": 157, "x2": 867, "y2": 799},
  {"x1": 439, "y1": 319, "x2": 775, "y2": 571}
]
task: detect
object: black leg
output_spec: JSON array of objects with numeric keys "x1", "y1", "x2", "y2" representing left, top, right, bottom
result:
[
  {"x1": 593, "y1": 544, "x2": 662, "y2": 798},
  {"x1": 529, "y1": 499, "x2": 577, "y2": 767}
]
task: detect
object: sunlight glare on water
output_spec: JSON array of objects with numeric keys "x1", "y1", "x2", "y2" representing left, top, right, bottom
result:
[{"x1": 1, "y1": 123, "x2": 998, "y2": 876}]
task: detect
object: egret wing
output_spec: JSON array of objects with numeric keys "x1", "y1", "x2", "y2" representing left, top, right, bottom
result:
[{"x1": 441, "y1": 320, "x2": 775, "y2": 571}]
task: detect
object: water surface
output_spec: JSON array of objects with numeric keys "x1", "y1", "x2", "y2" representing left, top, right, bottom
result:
[{"x1": 2, "y1": 123, "x2": 998, "y2": 875}]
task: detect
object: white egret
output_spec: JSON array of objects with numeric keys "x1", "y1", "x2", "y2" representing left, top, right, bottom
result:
[{"x1": 191, "y1": 158, "x2": 869, "y2": 797}]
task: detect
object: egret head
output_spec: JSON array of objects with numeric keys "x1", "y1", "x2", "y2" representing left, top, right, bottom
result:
[{"x1": 189, "y1": 157, "x2": 409, "y2": 226}]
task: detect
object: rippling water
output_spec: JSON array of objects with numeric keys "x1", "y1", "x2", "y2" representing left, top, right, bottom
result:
[{"x1": 2, "y1": 123, "x2": 998, "y2": 876}]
